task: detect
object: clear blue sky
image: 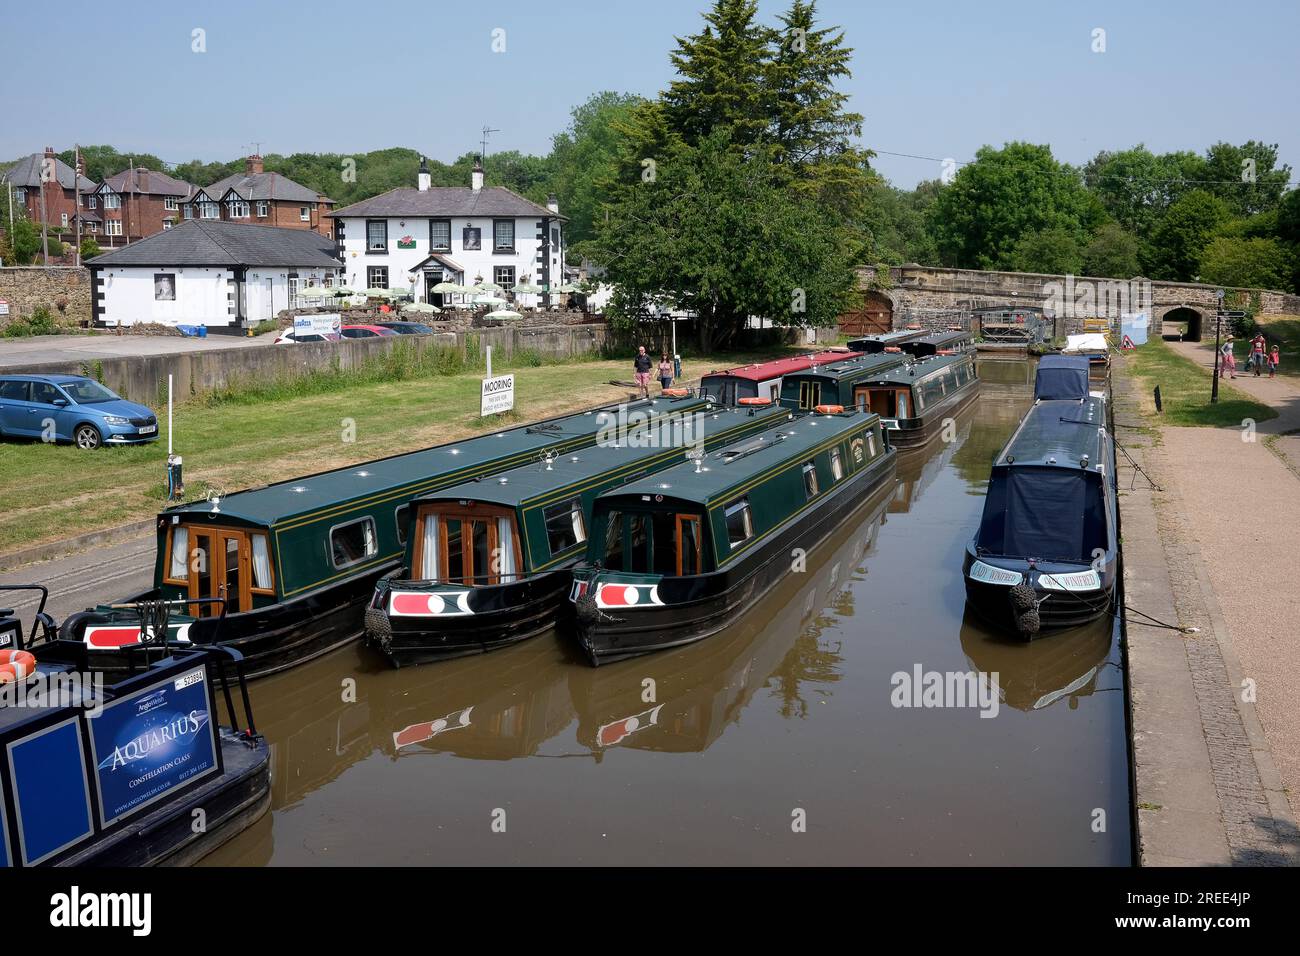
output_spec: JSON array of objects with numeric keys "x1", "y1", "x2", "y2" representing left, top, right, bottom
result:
[{"x1": 7, "y1": 0, "x2": 1297, "y2": 188}]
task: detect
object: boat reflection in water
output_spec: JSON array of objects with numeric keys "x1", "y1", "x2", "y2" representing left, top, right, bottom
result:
[
  {"x1": 888, "y1": 397, "x2": 979, "y2": 514},
  {"x1": 569, "y1": 481, "x2": 894, "y2": 754},
  {"x1": 958, "y1": 608, "x2": 1117, "y2": 713}
]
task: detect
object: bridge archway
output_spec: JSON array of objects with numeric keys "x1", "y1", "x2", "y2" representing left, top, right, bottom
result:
[{"x1": 1157, "y1": 305, "x2": 1208, "y2": 342}]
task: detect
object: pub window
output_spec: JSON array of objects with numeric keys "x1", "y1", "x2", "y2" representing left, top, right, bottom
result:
[
  {"x1": 802, "y1": 461, "x2": 819, "y2": 499},
  {"x1": 493, "y1": 219, "x2": 515, "y2": 251},
  {"x1": 330, "y1": 517, "x2": 378, "y2": 569},
  {"x1": 395, "y1": 504, "x2": 411, "y2": 545},
  {"x1": 494, "y1": 265, "x2": 515, "y2": 289},
  {"x1": 367, "y1": 266, "x2": 388, "y2": 288},
  {"x1": 543, "y1": 497, "x2": 586, "y2": 556},
  {"x1": 430, "y1": 218, "x2": 451, "y2": 251},
  {"x1": 830, "y1": 447, "x2": 845, "y2": 481},
  {"x1": 724, "y1": 498, "x2": 754, "y2": 547},
  {"x1": 366, "y1": 220, "x2": 387, "y2": 251}
]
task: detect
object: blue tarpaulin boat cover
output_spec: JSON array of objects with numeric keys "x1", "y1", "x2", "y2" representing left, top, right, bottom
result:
[
  {"x1": 977, "y1": 466, "x2": 1107, "y2": 563},
  {"x1": 1034, "y1": 355, "x2": 1090, "y2": 401}
]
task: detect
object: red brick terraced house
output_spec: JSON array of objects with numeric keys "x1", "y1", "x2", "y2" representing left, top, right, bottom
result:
[
  {"x1": 93, "y1": 167, "x2": 196, "y2": 246},
  {"x1": 1, "y1": 147, "x2": 98, "y2": 236},
  {"x1": 183, "y1": 155, "x2": 335, "y2": 240}
]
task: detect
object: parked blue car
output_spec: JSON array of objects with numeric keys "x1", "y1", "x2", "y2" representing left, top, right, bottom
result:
[{"x1": 0, "y1": 374, "x2": 159, "y2": 449}]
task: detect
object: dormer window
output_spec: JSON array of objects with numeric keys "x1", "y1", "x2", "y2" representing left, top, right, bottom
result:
[
  {"x1": 103, "y1": 193, "x2": 121, "y2": 210},
  {"x1": 228, "y1": 200, "x2": 250, "y2": 218},
  {"x1": 199, "y1": 201, "x2": 219, "y2": 219}
]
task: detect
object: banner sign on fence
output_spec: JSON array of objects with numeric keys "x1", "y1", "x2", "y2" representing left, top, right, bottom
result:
[
  {"x1": 294, "y1": 312, "x2": 341, "y2": 340},
  {"x1": 480, "y1": 373, "x2": 515, "y2": 416}
]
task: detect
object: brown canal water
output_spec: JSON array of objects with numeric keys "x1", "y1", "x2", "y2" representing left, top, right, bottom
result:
[{"x1": 203, "y1": 358, "x2": 1130, "y2": 866}]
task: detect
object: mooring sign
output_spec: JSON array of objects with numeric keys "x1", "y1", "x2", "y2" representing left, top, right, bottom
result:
[{"x1": 480, "y1": 373, "x2": 515, "y2": 416}]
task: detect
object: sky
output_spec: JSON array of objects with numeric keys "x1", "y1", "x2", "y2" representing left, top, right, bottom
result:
[{"x1": 6, "y1": 0, "x2": 1298, "y2": 189}]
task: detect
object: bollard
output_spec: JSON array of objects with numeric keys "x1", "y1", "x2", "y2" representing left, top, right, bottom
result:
[{"x1": 1154, "y1": 385, "x2": 1163, "y2": 414}]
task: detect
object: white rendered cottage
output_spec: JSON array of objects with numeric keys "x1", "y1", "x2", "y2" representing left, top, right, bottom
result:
[
  {"x1": 87, "y1": 220, "x2": 343, "y2": 329},
  {"x1": 330, "y1": 157, "x2": 566, "y2": 307}
]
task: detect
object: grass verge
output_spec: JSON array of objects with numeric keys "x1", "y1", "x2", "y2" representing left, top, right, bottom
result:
[{"x1": 1118, "y1": 338, "x2": 1277, "y2": 428}]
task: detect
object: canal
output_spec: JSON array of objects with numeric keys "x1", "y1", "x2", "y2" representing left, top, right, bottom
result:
[{"x1": 203, "y1": 357, "x2": 1131, "y2": 865}]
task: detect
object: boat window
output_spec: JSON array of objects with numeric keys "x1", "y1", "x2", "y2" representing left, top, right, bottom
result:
[
  {"x1": 420, "y1": 512, "x2": 441, "y2": 579},
  {"x1": 167, "y1": 526, "x2": 189, "y2": 582},
  {"x1": 724, "y1": 498, "x2": 754, "y2": 548},
  {"x1": 250, "y1": 533, "x2": 273, "y2": 591},
  {"x1": 471, "y1": 520, "x2": 491, "y2": 585},
  {"x1": 495, "y1": 516, "x2": 518, "y2": 583},
  {"x1": 914, "y1": 389, "x2": 925, "y2": 411},
  {"x1": 444, "y1": 518, "x2": 465, "y2": 582},
  {"x1": 897, "y1": 390, "x2": 910, "y2": 418},
  {"x1": 802, "y1": 461, "x2": 819, "y2": 498},
  {"x1": 224, "y1": 536, "x2": 243, "y2": 613},
  {"x1": 543, "y1": 497, "x2": 587, "y2": 556},
  {"x1": 330, "y1": 517, "x2": 378, "y2": 569},
  {"x1": 830, "y1": 447, "x2": 844, "y2": 481},
  {"x1": 628, "y1": 514, "x2": 652, "y2": 573},
  {"x1": 602, "y1": 509, "x2": 624, "y2": 571},
  {"x1": 767, "y1": 382, "x2": 780, "y2": 402},
  {"x1": 866, "y1": 431, "x2": 877, "y2": 458},
  {"x1": 677, "y1": 515, "x2": 703, "y2": 575},
  {"x1": 395, "y1": 504, "x2": 411, "y2": 545}
]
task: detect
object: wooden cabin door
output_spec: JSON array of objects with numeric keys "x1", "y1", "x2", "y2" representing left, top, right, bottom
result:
[
  {"x1": 414, "y1": 506, "x2": 520, "y2": 585},
  {"x1": 187, "y1": 528, "x2": 249, "y2": 617},
  {"x1": 675, "y1": 515, "x2": 702, "y2": 575}
]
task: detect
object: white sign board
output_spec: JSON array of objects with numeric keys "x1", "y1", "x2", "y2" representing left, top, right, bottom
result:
[
  {"x1": 294, "y1": 312, "x2": 341, "y2": 339},
  {"x1": 480, "y1": 374, "x2": 515, "y2": 416},
  {"x1": 0, "y1": 299, "x2": 9, "y2": 316}
]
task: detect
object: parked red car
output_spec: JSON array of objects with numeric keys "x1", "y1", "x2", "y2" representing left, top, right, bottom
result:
[{"x1": 340, "y1": 325, "x2": 398, "y2": 339}]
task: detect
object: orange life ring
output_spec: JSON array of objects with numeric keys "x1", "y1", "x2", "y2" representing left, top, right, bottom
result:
[
  {"x1": 937, "y1": 349, "x2": 955, "y2": 355},
  {"x1": 738, "y1": 397, "x2": 771, "y2": 405},
  {"x1": 884, "y1": 346, "x2": 902, "y2": 353},
  {"x1": 661, "y1": 387, "x2": 688, "y2": 397},
  {"x1": 0, "y1": 650, "x2": 36, "y2": 683},
  {"x1": 814, "y1": 404, "x2": 845, "y2": 414}
]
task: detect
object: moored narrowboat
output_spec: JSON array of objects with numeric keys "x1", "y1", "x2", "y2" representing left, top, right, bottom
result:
[
  {"x1": 776, "y1": 352, "x2": 907, "y2": 412},
  {"x1": 902, "y1": 329, "x2": 971, "y2": 357},
  {"x1": 569, "y1": 407, "x2": 897, "y2": 665},
  {"x1": 366, "y1": 402, "x2": 790, "y2": 666},
  {"x1": 846, "y1": 329, "x2": 928, "y2": 353},
  {"x1": 962, "y1": 356, "x2": 1118, "y2": 637},
  {"x1": 60, "y1": 394, "x2": 715, "y2": 679},
  {"x1": 698, "y1": 348, "x2": 859, "y2": 405},
  {"x1": 853, "y1": 352, "x2": 981, "y2": 447},
  {"x1": 0, "y1": 586, "x2": 268, "y2": 867}
]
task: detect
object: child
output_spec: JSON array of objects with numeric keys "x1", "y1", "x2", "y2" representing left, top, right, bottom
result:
[
  {"x1": 1268, "y1": 345, "x2": 1280, "y2": 379},
  {"x1": 1220, "y1": 338, "x2": 1237, "y2": 379}
]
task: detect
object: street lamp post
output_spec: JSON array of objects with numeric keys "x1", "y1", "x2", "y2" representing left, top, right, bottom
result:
[{"x1": 1211, "y1": 289, "x2": 1224, "y2": 404}]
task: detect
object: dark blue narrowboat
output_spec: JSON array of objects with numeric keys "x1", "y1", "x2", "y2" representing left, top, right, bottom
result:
[
  {"x1": 962, "y1": 356, "x2": 1118, "y2": 636},
  {"x1": 846, "y1": 329, "x2": 928, "y2": 354},
  {"x1": 852, "y1": 351, "x2": 980, "y2": 448},
  {"x1": 902, "y1": 329, "x2": 971, "y2": 357}
]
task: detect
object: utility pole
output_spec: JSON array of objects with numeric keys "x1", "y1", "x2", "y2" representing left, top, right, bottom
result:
[
  {"x1": 74, "y1": 145, "x2": 82, "y2": 267},
  {"x1": 1211, "y1": 288, "x2": 1224, "y2": 404},
  {"x1": 37, "y1": 175, "x2": 49, "y2": 265}
]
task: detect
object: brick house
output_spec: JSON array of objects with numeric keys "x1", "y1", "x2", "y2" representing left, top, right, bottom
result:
[
  {"x1": 1, "y1": 147, "x2": 97, "y2": 234},
  {"x1": 183, "y1": 155, "x2": 335, "y2": 239},
  {"x1": 94, "y1": 167, "x2": 195, "y2": 245}
]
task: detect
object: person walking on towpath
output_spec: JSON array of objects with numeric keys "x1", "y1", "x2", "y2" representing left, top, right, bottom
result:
[
  {"x1": 1220, "y1": 337, "x2": 1238, "y2": 379},
  {"x1": 633, "y1": 346, "x2": 653, "y2": 399},
  {"x1": 657, "y1": 352, "x2": 674, "y2": 393},
  {"x1": 1250, "y1": 333, "x2": 1268, "y2": 376},
  {"x1": 1268, "y1": 345, "x2": 1281, "y2": 379}
]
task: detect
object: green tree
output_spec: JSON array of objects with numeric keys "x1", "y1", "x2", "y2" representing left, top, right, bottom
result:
[
  {"x1": 1082, "y1": 146, "x2": 1208, "y2": 235},
  {"x1": 1198, "y1": 237, "x2": 1293, "y2": 290},
  {"x1": 4, "y1": 216, "x2": 41, "y2": 265},
  {"x1": 591, "y1": 133, "x2": 855, "y2": 351},
  {"x1": 1202, "y1": 141, "x2": 1291, "y2": 216},
  {"x1": 928, "y1": 142, "x2": 1100, "y2": 269},
  {"x1": 1082, "y1": 223, "x2": 1143, "y2": 278},
  {"x1": 662, "y1": 0, "x2": 771, "y2": 148},
  {"x1": 79, "y1": 236, "x2": 102, "y2": 260},
  {"x1": 1008, "y1": 227, "x2": 1083, "y2": 275},
  {"x1": 547, "y1": 92, "x2": 644, "y2": 245},
  {"x1": 1145, "y1": 190, "x2": 1228, "y2": 281}
]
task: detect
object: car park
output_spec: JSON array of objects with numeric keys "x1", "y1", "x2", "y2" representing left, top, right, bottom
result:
[
  {"x1": 340, "y1": 325, "x2": 398, "y2": 339},
  {"x1": 375, "y1": 321, "x2": 435, "y2": 335}
]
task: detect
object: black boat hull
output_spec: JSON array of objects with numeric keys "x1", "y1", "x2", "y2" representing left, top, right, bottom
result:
[
  {"x1": 886, "y1": 379, "x2": 981, "y2": 448},
  {"x1": 962, "y1": 548, "x2": 1118, "y2": 639},
  {"x1": 574, "y1": 449, "x2": 897, "y2": 665},
  {"x1": 369, "y1": 570, "x2": 574, "y2": 666}
]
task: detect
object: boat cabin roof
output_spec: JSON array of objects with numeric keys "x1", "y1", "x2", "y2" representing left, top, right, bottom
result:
[
  {"x1": 414, "y1": 404, "x2": 787, "y2": 509},
  {"x1": 1035, "y1": 354, "x2": 1091, "y2": 401},
  {"x1": 703, "y1": 348, "x2": 858, "y2": 383},
  {"x1": 997, "y1": 396, "x2": 1107, "y2": 471},
  {"x1": 902, "y1": 330, "x2": 970, "y2": 355},
  {"x1": 846, "y1": 329, "x2": 927, "y2": 352},
  {"x1": 159, "y1": 394, "x2": 711, "y2": 527},
  {"x1": 780, "y1": 351, "x2": 906, "y2": 385},
  {"x1": 854, "y1": 351, "x2": 971, "y2": 387},
  {"x1": 597, "y1": 409, "x2": 874, "y2": 509}
]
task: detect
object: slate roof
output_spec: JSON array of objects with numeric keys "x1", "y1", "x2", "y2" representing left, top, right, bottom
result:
[
  {"x1": 101, "y1": 167, "x2": 194, "y2": 197},
  {"x1": 330, "y1": 186, "x2": 564, "y2": 221},
  {"x1": 205, "y1": 170, "x2": 329, "y2": 204},
  {"x1": 1, "y1": 153, "x2": 96, "y2": 192},
  {"x1": 86, "y1": 220, "x2": 341, "y2": 268}
]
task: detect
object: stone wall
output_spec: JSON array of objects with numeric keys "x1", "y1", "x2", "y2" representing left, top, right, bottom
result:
[
  {"x1": 0, "y1": 266, "x2": 91, "y2": 331},
  {"x1": 8, "y1": 324, "x2": 609, "y2": 404}
]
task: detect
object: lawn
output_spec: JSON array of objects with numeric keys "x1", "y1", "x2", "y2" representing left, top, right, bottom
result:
[
  {"x1": 0, "y1": 347, "x2": 784, "y2": 556},
  {"x1": 1118, "y1": 337, "x2": 1278, "y2": 428}
]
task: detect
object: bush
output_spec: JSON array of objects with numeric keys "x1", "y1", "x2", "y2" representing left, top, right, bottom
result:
[
  {"x1": 1, "y1": 307, "x2": 61, "y2": 338},
  {"x1": 249, "y1": 319, "x2": 278, "y2": 335},
  {"x1": 79, "y1": 237, "x2": 102, "y2": 260}
]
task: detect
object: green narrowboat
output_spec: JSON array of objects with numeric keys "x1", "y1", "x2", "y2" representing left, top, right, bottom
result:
[
  {"x1": 59, "y1": 394, "x2": 716, "y2": 679},
  {"x1": 776, "y1": 352, "x2": 907, "y2": 412},
  {"x1": 569, "y1": 407, "x2": 897, "y2": 665},
  {"x1": 366, "y1": 403, "x2": 791, "y2": 666},
  {"x1": 901, "y1": 329, "x2": 971, "y2": 357},
  {"x1": 852, "y1": 351, "x2": 981, "y2": 447},
  {"x1": 845, "y1": 329, "x2": 928, "y2": 353}
]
